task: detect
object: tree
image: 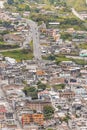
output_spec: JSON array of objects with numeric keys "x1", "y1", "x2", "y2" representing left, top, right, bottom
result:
[
  {"x1": 37, "y1": 82, "x2": 47, "y2": 90},
  {"x1": 2, "y1": 21, "x2": 11, "y2": 28},
  {"x1": 47, "y1": 55, "x2": 55, "y2": 61},
  {"x1": 7, "y1": 0, "x2": 14, "y2": 5},
  {"x1": 62, "y1": 115, "x2": 71, "y2": 123},
  {"x1": 60, "y1": 32, "x2": 72, "y2": 41},
  {"x1": 25, "y1": 5, "x2": 30, "y2": 11},
  {"x1": 23, "y1": 86, "x2": 38, "y2": 99},
  {"x1": 43, "y1": 105, "x2": 54, "y2": 119},
  {"x1": 53, "y1": 84, "x2": 65, "y2": 91}
]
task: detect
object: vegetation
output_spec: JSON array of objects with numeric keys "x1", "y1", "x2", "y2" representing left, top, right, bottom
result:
[
  {"x1": 53, "y1": 84, "x2": 65, "y2": 91},
  {"x1": 37, "y1": 81, "x2": 47, "y2": 91},
  {"x1": 1, "y1": 49, "x2": 33, "y2": 61},
  {"x1": 78, "y1": 43, "x2": 87, "y2": 49},
  {"x1": 66, "y1": 0, "x2": 87, "y2": 11},
  {"x1": 62, "y1": 115, "x2": 71, "y2": 123},
  {"x1": 60, "y1": 32, "x2": 72, "y2": 41},
  {"x1": 43, "y1": 105, "x2": 54, "y2": 119},
  {"x1": 44, "y1": 54, "x2": 87, "y2": 65},
  {"x1": 72, "y1": 58, "x2": 87, "y2": 65},
  {"x1": 29, "y1": 40, "x2": 33, "y2": 50},
  {"x1": 23, "y1": 86, "x2": 38, "y2": 99},
  {"x1": 7, "y1": 0, "x2": 14, "y2": 5},
  {"x1": 56, "y1": 55, "x2": 87, "y2": 65},
  {"x1": 30, "y1": 12, "x2": 86, "y2": 30},
  {"x1": 47, "y1": 128, "x2": 53, "y2": 130},
  {"x1": 0, "y1": 44, "x2": 19, "y2": 50},
  {"x1": 17, "y1": 4, "x2": 30, "y2": 11},
  {"x1": 46, "y1": 55, "x2": 55, "y2": 61},
  {"x1": 57, "y1": 105, "x2": 62, "y2": 109},
  {"x1": 0, "y1": 30, "x2": 9, "y2": 35},
  {"x1": 55, "y1": 55, "x2": 71, "y2": 64}
]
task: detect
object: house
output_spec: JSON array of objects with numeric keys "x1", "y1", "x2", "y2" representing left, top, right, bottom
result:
[
  {"x1": 38, "y1": 90, "x2": 49, "y2": 99},
  {"x1": 36, "y1": 70, "x2": 47, "y2": 80}
]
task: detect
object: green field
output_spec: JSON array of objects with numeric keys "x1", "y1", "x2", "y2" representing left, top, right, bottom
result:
[
  {"x1": 56, "y1": 55, "x2": 87, "y2": 65},
  {"x1": 44, "y1": 55, "x2": 87, "y2": 65},
  {"x1": 1, "y1": 50, "x2": 33, "y2": 61},
  {"x1": 0, "y1": 41, "x2": 6, "y2": 45},
  {"x1": 78, "y1": 43, "x2": 87, "y2": 49},
  {"x1": 66, "y1": 0, "x2": 87, "y2": 11}
]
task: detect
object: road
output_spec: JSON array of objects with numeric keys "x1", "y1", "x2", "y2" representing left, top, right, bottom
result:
[
  {"x1": 26, "y1": 19, "x2": 42, "y2": 60},
  {"x1": 72, "y1": 8, "x2": 85, "y2": 21}
]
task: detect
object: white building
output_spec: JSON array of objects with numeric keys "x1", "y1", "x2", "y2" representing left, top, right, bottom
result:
[{"x1": 5, "y1": 57, "x2": 17, "y2": 65}]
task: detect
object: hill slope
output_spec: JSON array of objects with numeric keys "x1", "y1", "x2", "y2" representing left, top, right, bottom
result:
[{"x1": 66, "y1": 0, "x2": 87, "y2": 11}]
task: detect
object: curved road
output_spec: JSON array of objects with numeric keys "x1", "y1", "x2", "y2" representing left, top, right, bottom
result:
[{"x1": 72, "y1": 8, "x2": 85, "y2": 21}]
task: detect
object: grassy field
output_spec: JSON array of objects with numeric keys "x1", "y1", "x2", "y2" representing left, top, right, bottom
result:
[
  {"x1": 1, "y1": 50, "x2": 33, "y2": 61},
  {"x1": 49, "y1": 55, "x2": 87, "y2": 65},
  {"x1": 78, "y1": 43, "x2": 87, "y2": 49},
  {"x1": 0, "y1": 41, "x2": 6, "y2": 45},
  {"x1": 66, "y1": 0, "x2": 87, "y2": 11}
]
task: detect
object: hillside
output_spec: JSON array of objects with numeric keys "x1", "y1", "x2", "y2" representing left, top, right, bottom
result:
[{"x1": 66, "y1": 0, "x2": 87, "y2": 11}]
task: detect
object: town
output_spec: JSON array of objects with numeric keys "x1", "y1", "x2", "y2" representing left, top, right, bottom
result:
[{"x1": 0, "y1": 0, "x2": 87, "y2": 130}]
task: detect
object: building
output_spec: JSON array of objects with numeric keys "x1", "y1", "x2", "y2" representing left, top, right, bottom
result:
[
  {"x1": 59, "y1": 90, "x2": 75, "y2": 99},
  {"x1": 5, "y1": 57, "x2": 17, "y2": 65},
  {"x1": 80, "y1": 50, "x2": 87, "y2": 57},
  {"x1": 26, "y1": 99, "x2": 51, "y2": 111},
  {"x1": 23, "y1": 124, "x2": 38, "y2": 130},
  {"x1": 21, "y1": 113, "x2": 44, "y2": 127}
]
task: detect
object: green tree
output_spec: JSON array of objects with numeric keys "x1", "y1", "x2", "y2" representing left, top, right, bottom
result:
[
  {"x1": 37, "y1": 82, "x2": 47, "y2": 90},
  {"x1": 47, "y1": 55, "x2": 55, "y2": 61},
  {"x1": 23, "y1": 86, "x2": 38, "y2": 99},
  {"x1": 43, "y1": 105, "x2": 54, "y2": 119},
  {"x1": 62, "y1": 115, "x2": 71, "y2": 123},
  {"x1": 7, "y1": 0, "x2": 14, "y2": 5},
  {"x1": 25, "y1": 5, "x2": 30, "y2": 11},
  {"x1": 60, "y1": 32, "x2": 72, "y2": 41}
]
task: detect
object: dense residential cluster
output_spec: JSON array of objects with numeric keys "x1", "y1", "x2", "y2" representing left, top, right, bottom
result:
[
  {"x1": 1, "y1": 54, "x2": 87, "y2": 130},
  {"x1": 0, "y1": 0, "x2": 87, "y2": 130}
]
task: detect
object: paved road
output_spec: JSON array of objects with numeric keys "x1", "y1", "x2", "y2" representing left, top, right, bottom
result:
[
  {"x1": 26, "y1": 19, "x2": 42, "y2": 60},
  {"x1": 72, "y1": 8, "x2": 85, "y2": 21}
]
